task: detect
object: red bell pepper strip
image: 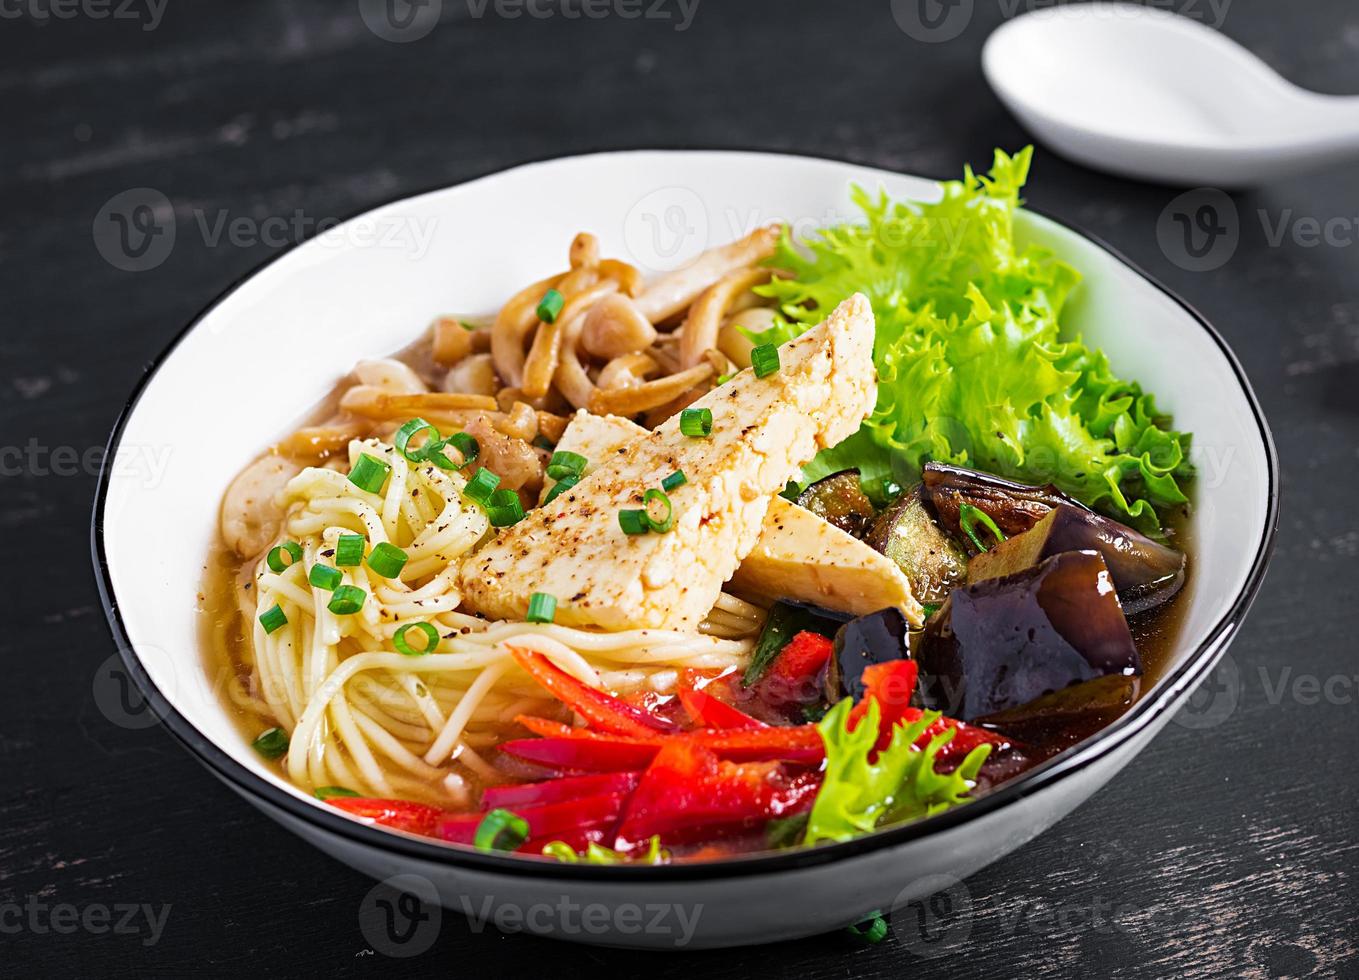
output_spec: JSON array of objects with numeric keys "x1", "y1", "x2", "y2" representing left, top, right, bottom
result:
[
  {"x1": 512, "y1": 793, "x2": 629, "y2": 841},
  {"x1": 432, "y1": 812, "x2": 481, "y2": 846},
  {"x1": 501, "y1": 736, "x2": 660, "y2": 772},
  {"x1": 760, "y1": 631, "x2": 834, "y2": 704},
  {"x1": 501, "y1": 720, "x2": 826, "y2": 770},
  {"x1": 436, "y1": 792, "x2": 629, "y2": 848},
  {"x1": 328, "y1": 798, "x2": 446, "y2": 837},
  {"x1": 847, "y1": 658, "x2": 1013, "y2": 759},
  {"x1": 615, "y1": 741, "x2": 820, "y2": 848},
  {"x1": 848, "y1": 659, "x2": 920, "y2": 735},
  {"x1": 514, "y1": 715, "x2": 578, "y2": 738},
  {"x1": 676, "y1": 686, "x2": 766, "y2": 730},
  {"x1": 918, "y1": 715, "x2": 1014, "y2": 759},
  {"x1": 482, "y1": 771, "x2": 641, "y2": 810},
  {"x1": 509, "y1": 647, "x2": 679, "y2": 736},
  {"x1": 690, "y1": 725, "x2": 824, "y2": 763}
]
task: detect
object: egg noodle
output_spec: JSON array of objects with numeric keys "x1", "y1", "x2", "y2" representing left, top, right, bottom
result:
[{"x1": 239, "y1": 438, "x2": 760, "y2": 804}]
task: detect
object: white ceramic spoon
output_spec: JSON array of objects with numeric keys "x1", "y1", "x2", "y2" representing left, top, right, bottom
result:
[{"x1": 982, "y1": 2, "x2": 1359, "y2": 186}]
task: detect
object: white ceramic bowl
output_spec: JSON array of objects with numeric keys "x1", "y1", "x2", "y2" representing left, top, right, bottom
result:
[{"x1": 93, "y1": 151, "x2": 1277, "y2": 949}]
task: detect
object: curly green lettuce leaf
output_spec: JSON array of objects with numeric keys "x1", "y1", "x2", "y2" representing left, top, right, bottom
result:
[
  {"x1": 804, "y1": 699, "x2": 990, "y2": 846},
  {"x1": 754, "y1": 147, "x2": 1193, "y2": 532}
]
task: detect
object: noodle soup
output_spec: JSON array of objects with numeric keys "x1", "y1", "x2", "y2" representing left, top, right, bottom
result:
[{"x1": 203, "y1": 151, "x2": 1195, "y2": 861}]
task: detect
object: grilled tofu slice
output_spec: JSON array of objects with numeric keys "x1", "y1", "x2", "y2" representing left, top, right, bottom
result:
[
  {"x1": 544, "y1": 411, "x2": 920, "y2": 622},
  {"x1": 729, "y1": 503, "x2": 921, "y2": 623},
  {"x1": 536, "y1": 410, "x2": 640, "y2": 505},
  {"x1": 459, "y1": 293, "x2": 878, "y2": 630}
]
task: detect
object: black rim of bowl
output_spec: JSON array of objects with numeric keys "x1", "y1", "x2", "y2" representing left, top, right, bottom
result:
[{"x1": 90, "y1": 149, "x2": 1280, "y2": 883}]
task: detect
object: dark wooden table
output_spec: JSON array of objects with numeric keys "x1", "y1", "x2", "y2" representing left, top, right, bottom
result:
[{"x1": 3, "y1": 0, "x2": 1356, "y2": 975}]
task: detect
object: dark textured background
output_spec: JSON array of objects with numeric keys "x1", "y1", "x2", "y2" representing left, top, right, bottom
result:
[{"x1": 3, "y1": 0, "x2": 1357, "y2": 976}]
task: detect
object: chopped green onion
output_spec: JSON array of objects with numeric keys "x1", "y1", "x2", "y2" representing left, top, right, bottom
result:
[
  {"x1": 716, "y1": 372, "x2": 734, "y2": 386},
  {"x1": 252, "y1": 727, "x2": 289, "y2": 760},
  {"x1": 445, "y1": 431, "x2": 479, "y2": 468},
  {"x1": 541, "y1": 836, "x2": 669, "y2": 865},
  {"x1": 327, "y1": 585, "x2": 367, "y2": 616},
  {"x1": 921, "y1": 601, "x2": 941, "y2": 619},
  {"x1": 751, "y1": 343, "x2": 781, "y2": 378},
  {"x1": 531, "y1": 434, "x2": 555, "y2": 450},
  {"x1": 844, "y1": 913, "x2": 889, "y2": 944},
  {"x1": 425, "y1": 430, "x2": 479, "y2": 471},
  {"x1": 462, "y1": 467, "x2": 500, "y2": 507},
  {"x1": 266, "y1": 541, "x2": 303, "y2": 574},
  {"x1": 314, "y1": 786, "x2": 359, "y2": 800},
  {"x1": 335, "y1": 533, "x2": 365, "y2": 567},
  {"x1": 366, "y1": 542, "x2": 409, "y2": 578},
  {"x1": 348, "y1": 453, "x2": 391, "y2": 494},
  {"x1": 393, "y1": 622, "x2": 440, "y2": 656},
  {"x1": 535, "y1": 288, "x2": 565, "y2": 324},
  {"x1": 487, "y1": 488, "x2": 526, "y2": 527},
  {"x1": 308, "y1": 564, "x2": 343, "y2": 591},
  {"x1": 959, "y1": 502, "x2": 1006, "y2": 552},
  {"x1": 394, "y1": 417, "x2": 438, "y2": 463},
  {"x1": 862, "y1": 477, "x2": 905, "y2": 508},
  {"x1": 546, "y1": 450, "x2": 588, "y2": 481},
  {"x1": 766, "y1": 812, "x2": 810, "y2": 848},
  {"x1": 642, "y1": 488, "x2": 674, "y2": 533},
  {"x1": 259, "y1": 604, "x2": 288, "y2": 635},
  {"x1": 526, "y1": 592, "x2": 557, "y2": 624},
  {"x1": 618, "y1": 509, "x2": 650, "y2": 535},
  {"x1": 801, "y1": 703, "x2": 830, "y2": 724},
  {"x1": 541, "y1": 841, "x2": 579, "y2": 863},
  {"x1": 679, "y1": 407, "x2": 713, "y2": 438},
  {"x1": 474, "y1": 808, "x2": 530, "y2": 852},
  {"x1": 743, "y1": 602, "x2": 828, "y2": 687},
  {"x1": 543, "y1": 473, "x2": 579, "y2": 504},
  {"x1": 661, "y1": 470, "x2": 687, "y2": 492}
]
